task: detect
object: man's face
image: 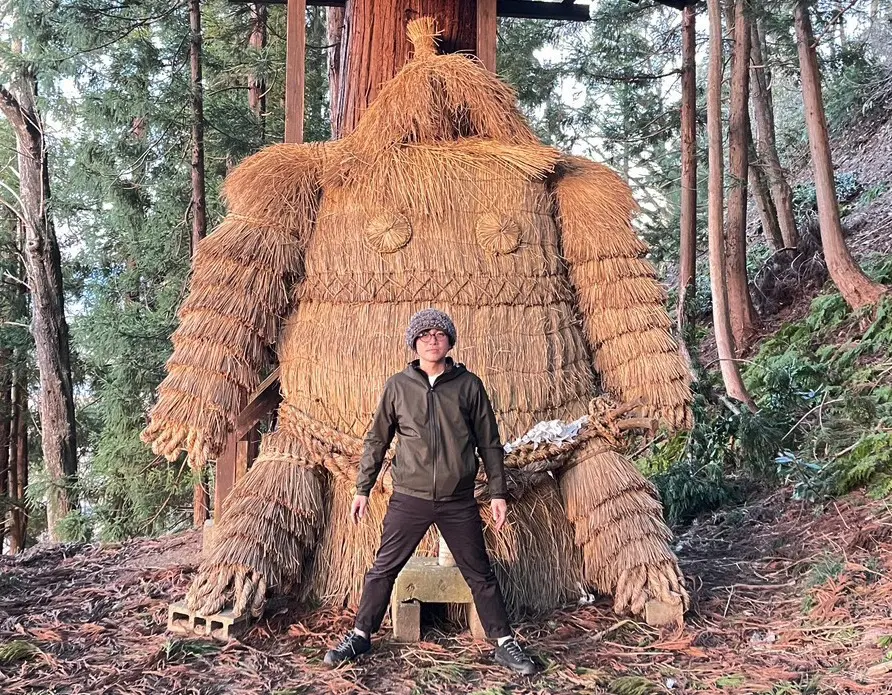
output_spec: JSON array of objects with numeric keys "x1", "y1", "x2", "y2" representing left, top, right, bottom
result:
[{"x1": 415, "y1": 329, "x2": 451, "y2": 362}]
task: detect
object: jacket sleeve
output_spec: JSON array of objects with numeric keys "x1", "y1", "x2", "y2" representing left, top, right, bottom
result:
[
  {"x1": 471, "y1": 378, "x2": 508, "y2": 500},
  {"x1": 356, "y1": 381, "x2": 397, "y2": 496}
]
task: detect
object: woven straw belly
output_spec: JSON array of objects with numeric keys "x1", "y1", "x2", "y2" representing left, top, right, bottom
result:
[{"x1": 278, "y1": 167, "x2": 597, "y2": 441}]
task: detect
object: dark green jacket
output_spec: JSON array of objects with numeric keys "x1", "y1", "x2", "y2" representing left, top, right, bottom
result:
[{"x1": 356, "y1": 358, "x2": 507, "y2": 501}]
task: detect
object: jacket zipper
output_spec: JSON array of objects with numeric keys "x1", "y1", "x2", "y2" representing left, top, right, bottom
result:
[{"x1": 428, "y1": 384, "x2": 439, "y2": 500}]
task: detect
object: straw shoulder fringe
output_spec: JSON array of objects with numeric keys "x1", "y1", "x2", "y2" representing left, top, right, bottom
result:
[
  {"x1": 552, "y1": 155, "x2": 693, "y2": 431},
  {"x1": 141, "y1": 143, "x2": 326, "y2": 469}
]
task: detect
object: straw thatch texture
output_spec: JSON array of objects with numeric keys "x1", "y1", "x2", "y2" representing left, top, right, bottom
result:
[
  {"x1": 141, "y1": 144, "x2": 324, "y2": 469},
  {"x1": 481, "y1": 479, "x2": 583, "y2": 617},
  {"x1": 560, "y1": 436, "x2": 688, "y2": 616},
  {"x1": 186, "y1": 429, "x2": 324, "y2": 616},
  {"x1": 553, "y1": 157, "x2": 692, "y2": 431}
]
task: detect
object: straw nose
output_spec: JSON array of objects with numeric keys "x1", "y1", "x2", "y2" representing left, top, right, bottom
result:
[{"x1": 406, "y1": 17, "x2": 441, "y2": 58}]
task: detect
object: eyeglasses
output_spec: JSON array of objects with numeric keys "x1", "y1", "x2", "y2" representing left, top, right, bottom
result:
[{"x1": 417, "y1": 330, "x2": 449, "y2": 343}]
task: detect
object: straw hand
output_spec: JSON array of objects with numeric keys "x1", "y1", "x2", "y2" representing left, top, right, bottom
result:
[{"x1": 141, "y1": 420, "x2": 209, "y2": 470}]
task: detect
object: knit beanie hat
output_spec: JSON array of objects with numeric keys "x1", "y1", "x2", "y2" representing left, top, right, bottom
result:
[{"x1": 405, "y1": 308, "x2": 457, "y2": 351}]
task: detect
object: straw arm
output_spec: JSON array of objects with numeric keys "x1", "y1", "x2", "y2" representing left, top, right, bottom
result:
[
  {"x1": 552, "y1": 157, "x2": 692, "y2": 430},
  {"x1": 142, "y1": 143, "x2": 325, "y2": 467}
]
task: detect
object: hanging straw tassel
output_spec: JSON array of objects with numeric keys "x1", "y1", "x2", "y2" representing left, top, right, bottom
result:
[
  {"x1": 482, "y1": 479, "x2": 583, "y2": 618},
  {"x1": 185, "y1": 430, "x2": 324, "y2": 617},
  {"x1": 560, "y1": 436, "x2": 689, "y2": 620}
]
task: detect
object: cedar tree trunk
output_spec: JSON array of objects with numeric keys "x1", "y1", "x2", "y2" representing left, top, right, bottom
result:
[
  {"x1": 706, "y1": 0, "x2": 756, "y2": 410},
  {"x1": 0, "y1": 80, "x2": 78, "y2": 541},
  {"x1": 794, "y1": 1, "x2": 886, "y2": 309},
  {"x1": 677, "y1": 4, "x2": 698, "y2": 374},
  {"x1": 750, "y1": 17, "x2": 798, "y2": 249},
  {"x1": 725, "y1": 0, "x2": 758, "y2": 350},
  {"x1": 333, "y1": 0, "x2": 478, "y2": 136}
]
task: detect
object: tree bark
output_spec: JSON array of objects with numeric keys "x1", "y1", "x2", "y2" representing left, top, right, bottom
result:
[
  {"x1": 189, "y1": 0, "x2": 207, "y2": 258},
  {"x1": 248, "y1": 3, "x2": 268, "y2": 141},
  {"x1": 0, "y1": 79, "x2": 78, "y2": 541},
  {"x1": 0, "y1": 351, "x2": 10, "y2": 551},
  {"x1": 327, "y1": 6, "x2": 345, "y2": 135},
  {"x1": 677, "y1": 4, "x2": 698, "y2": 374},
  {"x1": 725, "y1": 0, "x2": 758, "y2": 351},
  {"x1": 189, "y1": 0, "x2": 210, "y2": 526},
  {"x1": 794, "y1": 1, "x2": 887, "y2": 309},
  {"x1": 749, "y1": 156, "x2": 784, "y2": 251},
  {"x1": 706, "y1": 0, "x2": 756, "y2": 410},
  {"x1": 7, "y1": 366, "x2": 28, "y2": 554},
  {"x1": 334, "y1": 0, "x2": 479, "y2": 136},
  {"x1": 750, "y1": 17, "x2": 798, "y2": 249}
]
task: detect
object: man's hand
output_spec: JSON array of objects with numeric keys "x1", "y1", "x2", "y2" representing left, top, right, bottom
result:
[
  {"x1": 491, "y1": 498, "x2": 507, "y2": 532},
  {"x1": 351, "y1": 495, "x2": 369, "y2": 525}
]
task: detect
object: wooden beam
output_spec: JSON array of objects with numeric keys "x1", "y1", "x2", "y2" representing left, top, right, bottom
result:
[
  {"x1": 236, "y1": 368, "x2": 283, "y2": 439},
  {"x1": 477, "y1": 0, "x2": 497, "y2": 72},
  {"x1": 230, "y1": 0, "x2": 594, "y2": 21},
  {"x1": 214, "y1": 430, "x2": 239, "y2": 520},
  {"x1": 284, "y1": 0, "x2": 306, "y2": 143}
]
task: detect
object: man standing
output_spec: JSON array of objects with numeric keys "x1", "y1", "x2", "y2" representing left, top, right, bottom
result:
[{"x1": 323, "y1": 308, "x2": 538, "y2": 675}]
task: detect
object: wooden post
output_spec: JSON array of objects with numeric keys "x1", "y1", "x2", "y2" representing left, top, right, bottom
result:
[
  {"x1": 215, "y1": 430, "x2": 239, "y2": 520},
  {"x1": 285, "y1": 0, "x2": 306, "y2": 144},
  {"x1": 476, "y1": 0, "x2": 497, "y2": 71}
]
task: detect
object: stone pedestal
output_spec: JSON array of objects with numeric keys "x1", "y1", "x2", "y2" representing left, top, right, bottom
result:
[{"x1": 391, "y1": 556, "x2": 486, "y2": 641}]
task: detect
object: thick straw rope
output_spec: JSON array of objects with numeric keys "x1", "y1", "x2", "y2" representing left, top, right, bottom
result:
[{"x1": 276, "y1": 397, "x2": 637, "y2": 500}]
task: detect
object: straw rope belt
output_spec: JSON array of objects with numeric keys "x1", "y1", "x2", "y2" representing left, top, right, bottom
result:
[{"x1": 274, "y1": 398, "x2": 653, "y2": 502}]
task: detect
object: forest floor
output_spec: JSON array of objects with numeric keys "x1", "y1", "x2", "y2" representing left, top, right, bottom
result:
[{"x1": 3, "y1": 490, "x2": 892, "y2": 694}]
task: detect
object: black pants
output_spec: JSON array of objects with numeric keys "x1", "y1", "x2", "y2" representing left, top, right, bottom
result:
[{"x1": 354, "y1": 492, "x2": 511, "y2": 639}]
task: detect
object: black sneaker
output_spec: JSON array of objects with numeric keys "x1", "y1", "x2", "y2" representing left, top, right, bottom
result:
[
  {"x1": 323, "y1": 631, "x2": 371, "y2": 667},
  {"x1": 494, "y1": 637, "x2": 538, "y2": 675}
]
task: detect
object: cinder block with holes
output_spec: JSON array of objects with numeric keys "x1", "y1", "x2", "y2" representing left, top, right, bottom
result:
[
  {"x1": 167, "y1": 602, "x2": 249, "y2": 641},
  {"x1": 390, "y1": 557, "x2": 486, "y2": 641}
]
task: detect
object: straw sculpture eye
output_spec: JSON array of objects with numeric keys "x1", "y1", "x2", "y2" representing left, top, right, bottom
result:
[
  {"x1": 476, "y1": 213, "x2": 521, "y2": 255},
  {"x1": 364, "y1": 213, "x2": 413, "y2": 254}
]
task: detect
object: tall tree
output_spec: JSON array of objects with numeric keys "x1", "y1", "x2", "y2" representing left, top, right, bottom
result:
[
  {"x1": 749, "y1": 16, "x2": 798, "y2": 249},
  {"x1": 248, "y1": 3, "x2": 268, "y2": 140},
  {"x1": 332, "y1": 0, "x2": 478, "y2": 135},
  {"x1": 706, "y1": 0, "x2": 756, "y2": 410},
  {"x1": 725, "y1": 0, "x2": 758, "y2": 350},
  {"x1": 677, "y1": 4, "x2": 698, "y2": 372},
  {"x1": 189, "y1": 0, "x2": 210, "y2": 527},
  {"x1": 748, "y1": 145, "x2": 784, "y2": 251},
  {"x1": 327, "y1": 8, "x2": 344, "y2": 133},
  {"x1": 794, "y1": 0, "x2": 886, "y2": 309},
  {"x1": 0, "y1": 69, "x2": 79, "y2": 540}
]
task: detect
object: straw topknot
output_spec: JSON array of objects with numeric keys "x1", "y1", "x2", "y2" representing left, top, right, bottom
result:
[
  {"x1": 406, "y1": 17, "x2": 441, "y2": 58},
  {"x1": 144, "y1": 15, "x2": 693, "y2": 627}
]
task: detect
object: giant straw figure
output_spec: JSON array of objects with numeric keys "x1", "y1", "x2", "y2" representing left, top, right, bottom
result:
[{"x1": 143, "y1": 19, "x2": 693, "y2": 624}]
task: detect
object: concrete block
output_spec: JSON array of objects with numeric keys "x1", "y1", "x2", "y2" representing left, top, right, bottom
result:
[
  {"x1": 644, "y1": 599, "x2": 684, "y2": 627},
  {"x1": 393, "y1": 557, "x2": 474, "y2": 604},
  {"x1": 466, "y1": 602, "x2": 486, "y2": 640},
  {"x1": 391, "y1": 598, "x2": 421, "y2": 642},
  {"x1": 167, "y1": 602, "x2": 249, "y2": 641}
]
